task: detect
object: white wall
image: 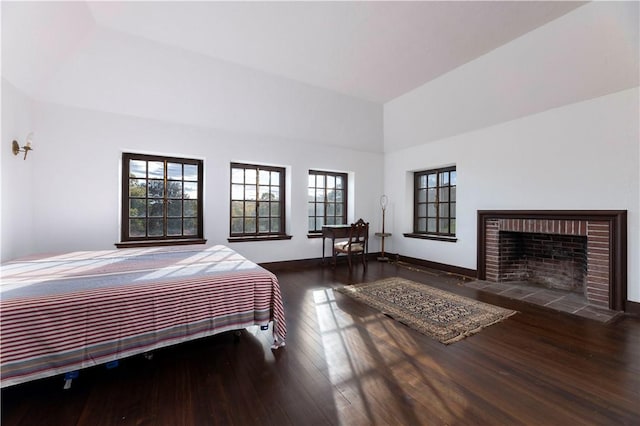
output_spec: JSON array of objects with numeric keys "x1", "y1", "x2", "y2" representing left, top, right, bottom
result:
[
  {"x1": 384, "y1": 88, "x2": 639, "y2": 302},
  {"x1": 1, "y1": 79, "x2": 36, "y2": 261},
  {"x1": 38, "y1": 26, "x2": 383, "y2": 153},
  {"x1": 2, "y1": 12, "x2": 385, "y2": 263},
  {"x1": 384, "y1": 1, "x2": 638, "y2": 150},
  {"x1": 24, "y1": 100, "x2": 383, "y2": 264},
  {"x1": 383, "y1": 1, "x2": 639, "y2": 303}
]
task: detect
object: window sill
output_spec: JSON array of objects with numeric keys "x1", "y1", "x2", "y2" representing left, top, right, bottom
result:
[
  {"x1": 307, "y1": 233, "x2": 322, "y2": 239},
  {"x1": 115, "y1": 238, "x2": 207, "y2": 249},
  {"x1": 227, "y1": 235, "x2": 292, "y2": 243},
  {"x1": 403, "y1": 233, "x2": 457, "y2": 243}
]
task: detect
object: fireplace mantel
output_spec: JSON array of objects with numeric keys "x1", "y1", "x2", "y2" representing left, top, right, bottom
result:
[{"x1": 477, "y1": 210, "x2": 627, "y2": 311}]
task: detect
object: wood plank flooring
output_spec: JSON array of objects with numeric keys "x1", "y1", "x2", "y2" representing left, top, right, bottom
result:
[{"x1": 2, "y1": 261, "x2": 639, "y2": 425}]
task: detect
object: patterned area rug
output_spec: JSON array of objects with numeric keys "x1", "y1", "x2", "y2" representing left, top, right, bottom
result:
[{"x1": 337, "y1": 277, "x2": 517, "y2": 344}]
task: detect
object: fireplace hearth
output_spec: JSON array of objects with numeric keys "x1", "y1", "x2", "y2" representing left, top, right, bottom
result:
[{"x1": 477, "y1": 210, "x2": 627, "y2": 311}]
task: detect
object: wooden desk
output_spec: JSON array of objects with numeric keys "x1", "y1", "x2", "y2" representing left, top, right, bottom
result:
[{"x1": 321, "y1": 225, "x2": 351, "y2": 264}]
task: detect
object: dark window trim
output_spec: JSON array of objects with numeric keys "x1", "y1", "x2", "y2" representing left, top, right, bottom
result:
[
  {"x1": 308, "y1": 169, "x2": 348, "y2": 234},
  {"x1": 120, "y1": 153, "x2": 204, "y2": 246},
  {"x1": 227, "y1": 235, "x2": 292, "y2": 243},
  {"x1": 403, "y1": 233, "x2": 457, "y2": 243},
  {"x1": 413, "y1": 165, "x2": 456, "y2": 237},
  {"x1": 116, "y1": 238, "x2": 207, "y2": 249},
  {"x1": 229, "y1": 162, "x2": 288, "y2": 239}
]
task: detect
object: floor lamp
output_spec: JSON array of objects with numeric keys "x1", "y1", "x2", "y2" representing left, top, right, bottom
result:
[{"x1": 376, "y1": 195, "x2": 391, "y2": 261}]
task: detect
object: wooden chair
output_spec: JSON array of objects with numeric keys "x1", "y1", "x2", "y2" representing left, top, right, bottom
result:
[{"x1": 333, "y1": 219, "x2": 369, "y2": 272}]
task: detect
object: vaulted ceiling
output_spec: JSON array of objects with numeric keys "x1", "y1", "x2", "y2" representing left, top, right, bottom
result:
[{"x1": 3, "y1": 1, "x2": 586, "y2": 104}]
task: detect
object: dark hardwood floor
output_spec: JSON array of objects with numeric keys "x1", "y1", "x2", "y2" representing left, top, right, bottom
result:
[{"x1": 2, "y1": 261, "x2": 639, "y2": 425}]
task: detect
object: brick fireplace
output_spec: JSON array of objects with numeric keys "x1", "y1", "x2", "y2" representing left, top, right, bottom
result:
[{"x1": 477, "y1": 211, "x2": 627, "y2": 311}]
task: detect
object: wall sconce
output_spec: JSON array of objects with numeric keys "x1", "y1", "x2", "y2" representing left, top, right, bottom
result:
[{"x1": 12, "y1": 133, "x2": 33, "y2": 160}]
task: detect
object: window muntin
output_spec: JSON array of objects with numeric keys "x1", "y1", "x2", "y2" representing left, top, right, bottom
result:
[
  {"x1": 230, "y1": 163, "x2": 286, "y2": 237},
  {"x1": 308, "y1": 170, "x2": 348, "y2": 233},
  {"x1": 414, "y1": 166, "x2": 456, "y2": 236},
  {"x1": 122, "y1": 153, "x2": 203, "y2": 242}
]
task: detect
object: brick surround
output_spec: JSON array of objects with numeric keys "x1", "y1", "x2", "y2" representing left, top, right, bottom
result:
[{"x1": 477, "y1": 211, "x2": 627, "y2": 311}]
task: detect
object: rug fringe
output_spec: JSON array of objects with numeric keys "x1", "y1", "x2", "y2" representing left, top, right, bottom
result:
[{"x1": 442, "y1": 312, "x2": 517, "y2": 344}]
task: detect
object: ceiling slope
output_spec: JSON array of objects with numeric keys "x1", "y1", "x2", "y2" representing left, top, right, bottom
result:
[{"x1": 4, "y1": 1, "x2": 585, "y2": 104}]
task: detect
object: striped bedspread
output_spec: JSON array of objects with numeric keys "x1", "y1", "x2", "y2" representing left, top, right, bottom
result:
[{"x1": 0, "y1": 245, "x2": 286, "y2": 388}]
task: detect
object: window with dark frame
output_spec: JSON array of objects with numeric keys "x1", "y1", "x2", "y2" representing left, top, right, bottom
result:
[
  {"x1": 230, "y1": 163, "x2": 286, "y2": 239},
  {"x1": 414, "y1": 166, "x2": 456, "y2": 236},
  {"x1": 121, "y1": 153, "x2": 203, "y2": 244},
  {"x1": 308, "y1": 170, "x2": 348, "y2": 233}
]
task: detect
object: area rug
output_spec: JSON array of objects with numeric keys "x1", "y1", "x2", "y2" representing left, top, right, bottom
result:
[{"x1": 336, "y1": 277, "x2": 516, "y2": 344}]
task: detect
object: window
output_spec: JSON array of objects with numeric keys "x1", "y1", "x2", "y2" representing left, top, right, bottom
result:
[
  {"x1": 230, "y1": 163, "x2": 288, "y2": 240},
  {"x1": 413, "y1": 166, "x2": 456, "y2": 237},
  {"x1": 120, "y1": 153, "x2": 204, "y2": 245},
  {"x1": 308, "y1": 170, "x2": 348, "y2": 233}
]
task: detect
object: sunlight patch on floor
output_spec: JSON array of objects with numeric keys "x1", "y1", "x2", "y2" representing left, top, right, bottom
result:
[{"x1": 312, "y1": 287, "x2": 471, "y2": 424}]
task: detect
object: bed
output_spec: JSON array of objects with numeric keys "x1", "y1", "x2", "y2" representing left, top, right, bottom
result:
[{"x1": 0, "y1": 244, "x2": 286, "y2": 388}]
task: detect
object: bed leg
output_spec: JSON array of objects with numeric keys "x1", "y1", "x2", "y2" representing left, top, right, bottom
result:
[{"x1": 63, "y1": 371, "x2": 79, "y2": 390}]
